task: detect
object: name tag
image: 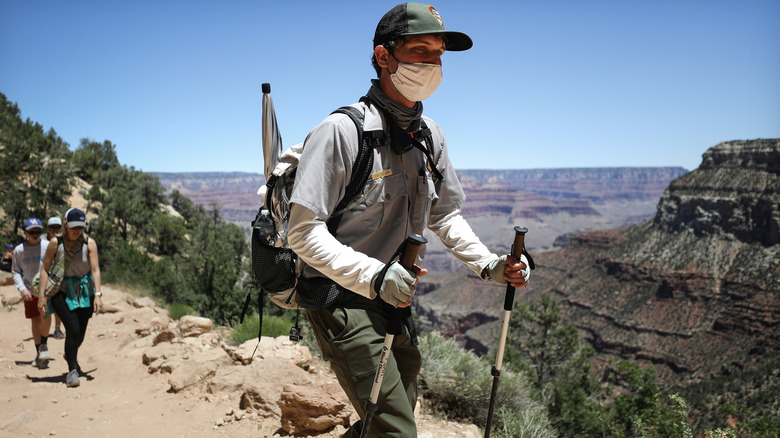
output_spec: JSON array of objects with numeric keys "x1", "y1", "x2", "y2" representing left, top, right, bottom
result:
[{"x1": 371, "y1": 169, "x2": 392, "y2": 180}]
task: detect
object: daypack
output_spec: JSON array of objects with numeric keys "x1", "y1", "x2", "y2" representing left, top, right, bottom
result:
[{"x1": 249, "y1": 104, "x2": 387, "y2": 312}]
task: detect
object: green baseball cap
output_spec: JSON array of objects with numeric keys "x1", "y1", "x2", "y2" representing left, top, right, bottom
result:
[{"x1": 374, "y1": 3, "x2": 473, "y2": 52}]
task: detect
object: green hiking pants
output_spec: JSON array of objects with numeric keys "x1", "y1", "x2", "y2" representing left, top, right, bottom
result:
[{"x1": 307, "y1": 296, "x2": 421, "y2": 438}]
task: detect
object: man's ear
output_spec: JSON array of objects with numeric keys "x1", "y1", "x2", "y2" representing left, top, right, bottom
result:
[{"x1": 374, "y1": 45, "x2": 390, "y2": 68}]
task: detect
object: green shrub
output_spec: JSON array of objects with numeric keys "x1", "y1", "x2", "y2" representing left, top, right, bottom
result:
[
  {"x1": 704, "y1": 429, "x2": 738, "y2": 438},
  {"x1": 230, "y1": 314, "x2": 292, "y2": 345},
  {"x1": 168, "y1": 303, "x2": 197, "y2": 320},
  {"x1": 418, "y1": 332, "x2": 557, "y2": 438},
  {"x1": 101, "y1": 239, "x2": 183, "y2": 301}
]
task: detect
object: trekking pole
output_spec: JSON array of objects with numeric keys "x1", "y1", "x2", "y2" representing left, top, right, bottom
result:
[
  {"x1": 360, "y1": 233, "x2": 427, "y2": 438},
  {"x1": 484, "y1": 226, "x2": 529, "y2": 438}
]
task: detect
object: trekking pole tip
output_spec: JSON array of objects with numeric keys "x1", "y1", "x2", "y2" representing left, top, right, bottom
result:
[{"x1": 262, "y1": 83, "x2": 271, "y2": 94}]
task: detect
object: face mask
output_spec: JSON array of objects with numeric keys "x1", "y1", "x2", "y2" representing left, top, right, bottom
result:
[{"x1": 390, "y1": 62, "x2": 443, "y2": 102}]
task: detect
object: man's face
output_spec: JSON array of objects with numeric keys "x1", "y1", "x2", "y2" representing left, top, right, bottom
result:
[
  {"x1": 387, "y1": 34, "x2": 446, "y2": 73},
  {"x1": 24, "y1": 229, "x2": 43, "y2": 244},
  {"x1": 376, "y1": 34, "x2": 447, "y2": 107},
  {"x1": 47, "y1": 224, "x2": 61, "y2": 238}
]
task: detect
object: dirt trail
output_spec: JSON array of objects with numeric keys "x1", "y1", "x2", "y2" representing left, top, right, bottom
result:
[{"x1": 0, "y1": 284, "x2": 260, "y2": 437}]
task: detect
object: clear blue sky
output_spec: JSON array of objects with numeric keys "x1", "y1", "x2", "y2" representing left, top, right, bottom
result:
[{"x1": 2, "y1": 0, "x2": 778, "y2": 173}]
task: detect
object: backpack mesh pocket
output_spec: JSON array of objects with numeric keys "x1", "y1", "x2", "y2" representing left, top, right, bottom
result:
[
  {"x1": 251, "y1": 229, "x2": 296, "y2": 293},
  {"x1": 295, "y1": 276, "x2": 355, "y2": 309}
]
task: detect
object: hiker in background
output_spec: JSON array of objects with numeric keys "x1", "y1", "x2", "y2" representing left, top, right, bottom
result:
[
  {"x1": 11, "y1": 218, "x2": 53, "y2": 368},
  {"x1": 43, "y1": 217, "x2": 61, "y2": 242},
  {"x1": 43, "y1": 216, "x2": 66, "y2": 340},
  {"x1": 1, "y1": 243, "x2": 13, "y2": 272},
  {"x1": 286, "y1": 3, "x2": 530, "y2": 436},
  {"x1": 37, "y1": 208, "x2": 103, "y2": 388}
]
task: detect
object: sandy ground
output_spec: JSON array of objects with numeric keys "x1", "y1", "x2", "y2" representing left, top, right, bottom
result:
[
  {"x1": 0, "y1": 282, "x2": 482, "y2": 438},
  {"x1": 0, "y1": 284, "x2": 262, "y2": 438}
]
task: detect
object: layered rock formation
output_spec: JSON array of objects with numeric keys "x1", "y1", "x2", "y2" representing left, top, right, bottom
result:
[
  {"x1": 418, "y1": 139, "x2": 780, "y2": 401},
  {"x1": 458, "y1": 167, "x2": 687, "y2": 202},
  {"x1": 154, "y1": 167, "x2": 688, "y2": 255},
  {"x1": 654, "y1": 139, "x2": 780, "y2": 246}
]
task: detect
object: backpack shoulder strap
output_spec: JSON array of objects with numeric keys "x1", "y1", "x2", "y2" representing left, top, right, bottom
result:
[{"x1": 326, "y1": 104, "x2": 375, "y2": 236}]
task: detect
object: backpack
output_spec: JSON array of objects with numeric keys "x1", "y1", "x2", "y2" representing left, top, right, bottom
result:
[{"x1": 249, "y1": 104, "x2": 386, "y2": 313}]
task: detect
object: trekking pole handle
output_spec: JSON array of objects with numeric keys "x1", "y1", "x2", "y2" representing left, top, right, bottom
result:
[
  {"x1": 504, "y1": 226, "x2": 528, "y2": 310},
  {"x1": 262, "y1": 83, "x2": 271, "y2": 94},
  {"x1": 388, "y1": 234, "x2": 427, "y2": 334},
  {"x1": 511, "y1": 226, "x2": 527, "y2": 259},
  {"x1": 401, "y1": 234, "x2": 427, "y2": 270}
]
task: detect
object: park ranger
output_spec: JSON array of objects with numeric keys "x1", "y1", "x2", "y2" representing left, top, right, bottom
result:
[{"x1": 287, "y1": 3, "x2": 531, "y2": 436}]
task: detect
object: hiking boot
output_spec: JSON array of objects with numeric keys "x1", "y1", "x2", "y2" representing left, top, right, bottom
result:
[
  {"x1": 36, "y1": 345, "x2": 50, "y2": 369},
  {"x1": 53, "y1": 327, "x2": 65, "y2": 339},
  {"x1": 66, "y1": 369, "x2": 80, "y2": 388}
]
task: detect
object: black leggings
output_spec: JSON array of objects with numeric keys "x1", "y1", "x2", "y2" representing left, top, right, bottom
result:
[{"x1": 50, "y1": 292, "x2": 93, "y2": 372}]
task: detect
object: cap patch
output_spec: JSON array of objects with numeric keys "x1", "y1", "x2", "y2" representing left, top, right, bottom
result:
[{"x1": 427, "y1": 6, "x2": 444, "y2": 27}]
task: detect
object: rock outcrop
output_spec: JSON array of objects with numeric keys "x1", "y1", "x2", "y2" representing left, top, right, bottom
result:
[
  {"x1": 129, "y1": 305, "x2": 481, "y2": 436},
  {"x1": 654, "y1": 139, "x2": 780, "y2": 246}
]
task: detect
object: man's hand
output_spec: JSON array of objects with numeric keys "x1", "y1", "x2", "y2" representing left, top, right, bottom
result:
[
  {"x1": 484, "y1": 254, "x2": 530, "y2": 288},
  {"x1": 372, "y1": 261, "x2": 428, "y2": 308}
]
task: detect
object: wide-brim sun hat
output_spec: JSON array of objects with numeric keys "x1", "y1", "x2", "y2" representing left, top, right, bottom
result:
[
  {"x1": 65, "y1": 208, "x2": 87, "y2": 229},
  {"x1": 374, "y1": 3, "x2": 473, "y2": 52}
]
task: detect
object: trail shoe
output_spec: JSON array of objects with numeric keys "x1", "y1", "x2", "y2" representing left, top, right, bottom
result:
[
  {"x1": 31, "y1": 356, "x2": 38, "y2": 368},
  {"x1": 37, "y1": 345, "x2": 51, "y2": 369},
  {"x1": 53, "y1": 327, "x2": 65, "y2": 339},
  {"x1": 66, "y1": 369, "x2": 80, "y2": 387}
]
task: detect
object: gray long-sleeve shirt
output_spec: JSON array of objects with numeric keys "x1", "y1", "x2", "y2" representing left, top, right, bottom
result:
[
  {"x1": 288, "y1": 99, "x2": 497, "y2": 299},
  {"x1": 11, "y1": 240, "x2": 48, "y2": 292}
]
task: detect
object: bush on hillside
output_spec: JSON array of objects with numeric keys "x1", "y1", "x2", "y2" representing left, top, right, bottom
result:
[
  {"x1": 418, "y1": 331, "x2": 557, "y2": 438},
  {"x1": 230, "y1": 314, "x2": 294, "y2": 345},
  {"x1": 168, "y1": 303, "x2": 197, "y2": 320}
]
